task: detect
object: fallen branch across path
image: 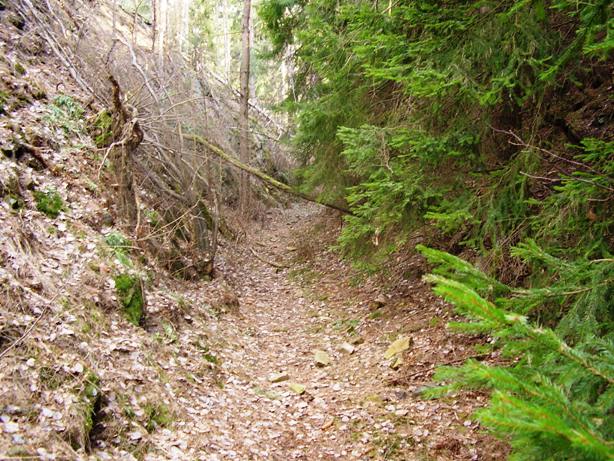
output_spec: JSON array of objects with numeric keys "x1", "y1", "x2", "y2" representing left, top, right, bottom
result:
[
  {"x1": 249, "y1": 247, "x2": 288, "y2": 269},
  {"x1": 184, "y1": 133, "x2": 353, "y2": 215},
  {"x1": 401, "y1": 353, "x2": 493, "y2": 381}
]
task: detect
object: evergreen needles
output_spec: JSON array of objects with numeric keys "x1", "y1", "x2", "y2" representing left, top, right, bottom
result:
[{"x1": 419, "y1": 245, "x2": 613, "y2": 460}]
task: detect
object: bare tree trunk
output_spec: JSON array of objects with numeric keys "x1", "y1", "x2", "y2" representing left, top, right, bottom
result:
[
  {"x1": 222, "y1": 0, "x2": 231, "y2": 81},
  {"x1": 280, "y1": 59, "x2": 287, "y2": 102},
  {"x1": 131, "y1": 1, "x2": 140, "y2": 45},
  {"x1": 109, "y1": 75, "x2": 144, "y2": 230},
  {"x1": 158, "y1": 0, "x2": 167, "y2": 67},
  {"x1": 238, "y1": 0, "x2": 252, "y2": 216},
  {"x1": 249, "y1": 14, "x2": 256, "y2": 99},
  {"x1": 180, "y1": 0, "x2": 190, "y2": 52},
  {"x1": 151, "y1": 0, "x2": 157, "y2": 52}
]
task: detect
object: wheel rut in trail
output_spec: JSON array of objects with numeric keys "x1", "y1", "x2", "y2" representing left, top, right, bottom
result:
[{"x1": 145, "y1": 204, "x2": 506, "y2": 461}]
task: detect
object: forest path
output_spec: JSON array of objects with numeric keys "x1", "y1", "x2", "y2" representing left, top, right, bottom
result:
[{"x1": 150, "y1": 203, "x2": 502, "y2": 461}]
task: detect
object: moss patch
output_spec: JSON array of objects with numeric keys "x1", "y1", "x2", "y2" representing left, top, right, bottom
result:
[
  {"x1": 114, "y1": 273, "x2": 145, "y2": 326},
  {"x1": 14, "y1": 62, "x2": 26, "y2": 75},
  {"x1": 66, "y1": 371, "x2": 101, "y2": 450},
  {"x1": 143, "y1": 402, "x2": 172, "y2": 433},
  {"x1": 90, "y1": 109, "x2": 113, "y2": 148},
  {"x1": 0, "y1": 90, "x2": 9, "y2": 114},
  {"x1": 82, "y1": 372, "x2": 101, "y2": 434},
  {"x1": 33, "y1": 188, "x2": 64, "y2": 218}
]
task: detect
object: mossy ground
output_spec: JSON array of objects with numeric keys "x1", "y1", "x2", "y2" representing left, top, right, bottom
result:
[
  {"x1": 33, "y1": 188, "x2": 64, "y2": 218},
  {"x1": 66, "y1": 371, "x2": 101, "y2": 450},
  {"x1": 114, "y1": 273, "x2": 145, "y2": 326},
  {"x1": 14, "y1": 62, "x2": 26, "y2": 75},
  {"x1": 143, "y1": 402, "x2": 172, "y2": 433},
  {"x1": 90, "y1": 109, "x2": 113, "y2": 148},
  {"x1": 0, "y1": 90, "x2": 9, "y2": 114}
]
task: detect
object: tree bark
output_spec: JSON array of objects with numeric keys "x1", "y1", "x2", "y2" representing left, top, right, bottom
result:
[
  {"x1": 151, "y1": 0, "x2": 157, "y2": 52},
  {"x1": 109, "y1": 75, "x2": 143, "y2": 229},
  {"x1": 157, "y1": 0, "x2": 166, "y2": 67},
  {"x1": 222, "y1": 0, "x2": 231, "y2": 80},
  {"x1": 239, "y1": 0, "x2": 252, "y2": 216}
]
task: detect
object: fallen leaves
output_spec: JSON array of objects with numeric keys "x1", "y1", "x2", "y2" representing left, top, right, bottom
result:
[
  {"x1": 313, "y1": 350, "x2": 331, "y2": 367},
  {"x1": 339, "y1": 342, "x2": 355, "y2": 354},
  {"x1": 287, "y1": 383, "x2": 306, "y2": 395},
  {"x1": 384, "y1": 336, "x2": 412, "y2": 360},
  {"x1": 2, "y1": 421, "x2": 19, "y2": 434},
  {"x1": 268, "y1": 371, "x2": 289, "y2": 383},
  {"x1": 0, "y1": 141, "x2": 502, "y2": 461}
]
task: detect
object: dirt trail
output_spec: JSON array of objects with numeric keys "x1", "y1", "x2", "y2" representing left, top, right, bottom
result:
[{"x1": 143, "y1": 204, "x2": 504, "y2": 461}]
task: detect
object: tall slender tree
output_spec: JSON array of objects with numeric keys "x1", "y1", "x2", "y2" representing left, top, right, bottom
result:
[{"x1": 238, "y1": 0, "x2": 251, "y2": 215}]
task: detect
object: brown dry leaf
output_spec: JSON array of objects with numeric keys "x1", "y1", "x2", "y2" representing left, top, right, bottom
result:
[{"x1": 384, "y1": 336, "x2": 412, "y2": 359}]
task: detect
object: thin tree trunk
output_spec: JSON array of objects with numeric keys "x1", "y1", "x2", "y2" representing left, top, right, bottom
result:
[
  {"x1": 238, "y1": 0, "x2": 252, "y2": 216},
  {"x1": 131, "y1": 1, "x2": 139, "y2": 45},
  {"x1": 158, "y1": 0, "x2": 166, "y2": 67},
  {"x1": 180, "y1": 0, "x2": 190, "y2": 52},
  {"x1": 222, "y1": 0, "x2": 231, "y2": 80},
  {"x1": 151, "y1": 0, "x2": 157, "y2": 52}
]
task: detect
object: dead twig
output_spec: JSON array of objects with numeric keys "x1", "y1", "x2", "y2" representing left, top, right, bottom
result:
[
  {"x1": 402, "y1": 353, "x2": 492, "y2": 380},
  {"x1": 249, "y1": 247, "x2": 288, "y2": 269},
  {"x1": 16, "y1": 0, "x2": 98, "y2": 101},
  {"x1": 492, "y1": 126, "x2": 611, "y2": 180},
  {"x1": 0, "y1": 295, "x2": 59, "y2": 360},
  {"x1": 115, "y1": 36, "x2": 160, "y2": 107}
]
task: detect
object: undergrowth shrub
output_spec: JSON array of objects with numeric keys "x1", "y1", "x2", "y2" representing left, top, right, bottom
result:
[
  {"x1": 105, "y1": 232, "x2": 133, "y2": 267},
  {"x1": 529, "y1": 139, "x2": 614, "y2": 257},
  {"x1": 336, "y1": 125, "x2": 473, "y2": 265},
  {"x1": 261, "y1": 0, "x2": 613, "y2": 264}
]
